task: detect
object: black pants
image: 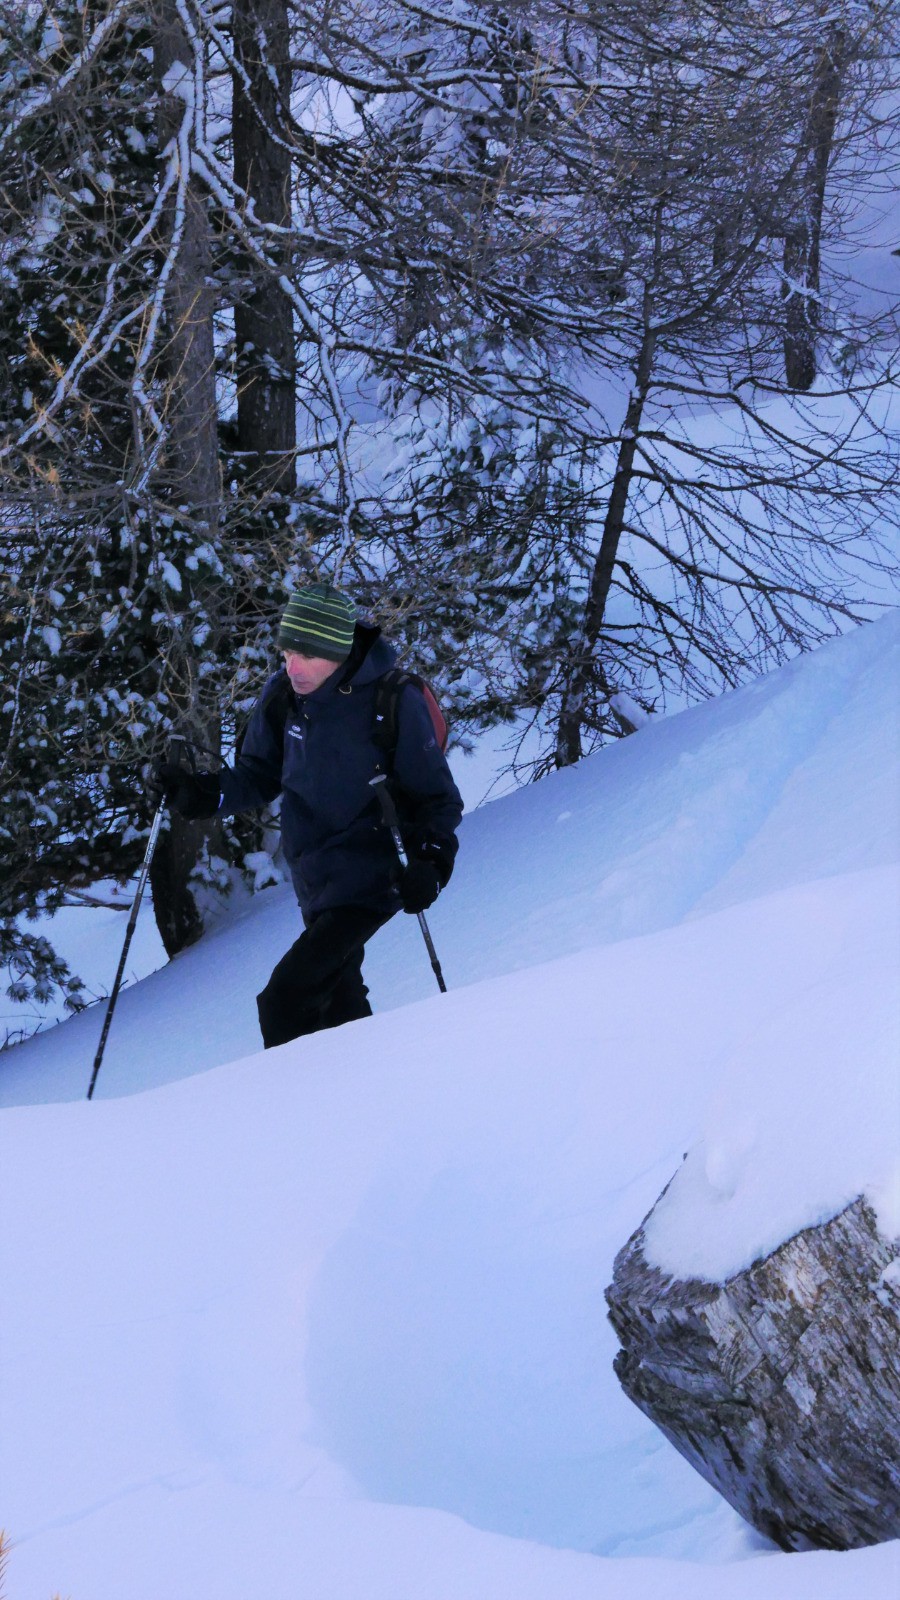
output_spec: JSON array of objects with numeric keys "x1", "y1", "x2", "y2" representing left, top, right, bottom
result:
[{"x1": 256, "y1": 905, "x2": 393, "y2": 1049}]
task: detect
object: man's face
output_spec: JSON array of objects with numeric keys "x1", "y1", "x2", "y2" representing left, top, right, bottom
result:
[{"x1": 283, "y1": 649, "x2": 341, "y2": 695}]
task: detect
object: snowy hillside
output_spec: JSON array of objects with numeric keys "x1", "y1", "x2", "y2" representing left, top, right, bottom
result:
[
  {"x1": 5, "y1": 609, "x2": 898, "y2": 1106},
  {"x1": 1, "y1": 617, "x2": 898, "y2": 1598}
]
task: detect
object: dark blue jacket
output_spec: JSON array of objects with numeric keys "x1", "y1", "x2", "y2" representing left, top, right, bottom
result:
[{"x1": 219, "y1": 626, "x2": 463, "y2": 919}]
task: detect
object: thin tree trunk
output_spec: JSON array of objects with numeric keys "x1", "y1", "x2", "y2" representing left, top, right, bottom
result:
[
  {"x1": 233, "y1": 0, "x2": 296, "y2": 496},
  {"x1": 152, "y1": 3, "x2": 220, "y2": 527},
  {"x1": 148, "y1": 1, "x2": 223, "y2": 956},
  {"x1": 555, "y1": 323, "x2": 657, "y2": 767},
  {"x1": 783, "y1": 28, "x2": 845, "y2": 391}
]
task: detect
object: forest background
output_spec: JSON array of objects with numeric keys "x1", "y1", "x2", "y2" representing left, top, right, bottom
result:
[{"x1": 1, "y1": 0, "x2": 898, "y2": 1024}]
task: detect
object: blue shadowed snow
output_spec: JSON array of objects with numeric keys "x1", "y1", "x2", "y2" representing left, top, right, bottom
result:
[
  {"x1": 2, "y1": 613, "x2": 897, "y2": 1106},
  {"x1": 0, "y1": 616, "x2": 898, "y2": 1600}
]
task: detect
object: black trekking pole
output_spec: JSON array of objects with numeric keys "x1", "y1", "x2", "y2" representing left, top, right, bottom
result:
[
  {"x1": 369, "y1": 774, "x2": 447, "y2": 995},
  {"x1": 86, "y1": 734, "x2": 185, "y2": 1100}
]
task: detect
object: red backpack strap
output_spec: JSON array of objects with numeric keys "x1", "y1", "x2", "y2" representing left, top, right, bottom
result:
[{"x1": 418, "y1": 681, "x2": 449, "y2": 752}]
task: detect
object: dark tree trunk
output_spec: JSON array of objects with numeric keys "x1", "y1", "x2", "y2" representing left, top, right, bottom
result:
[
  {"x1": 782, "y1": 30, "x2": 845, "y2": 391},
  {"x1": 152, "y1": 4, "x2": 220, "y2": 528},
  {"x1": 555, "y1": 325, "x2": 656, "y2": 767},
  {"x1": 149, "y1": 812, "x2": 220, "y2": 956},
  {"x1": 148, "y1": 3, "x2": 223, "y2": 955},
  {"x1": 233, "y1": 0, "x2": 296, "y2": 496}
]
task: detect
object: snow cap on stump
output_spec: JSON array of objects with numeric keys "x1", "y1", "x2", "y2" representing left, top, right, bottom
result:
[{"x1": 278, "y1": 583, "x2": 356, "y2": 662}]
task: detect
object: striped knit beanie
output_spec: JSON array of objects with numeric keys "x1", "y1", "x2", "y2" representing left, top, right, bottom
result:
[{"x1": 277, "y1": 583, "x2": 357, "y2": 662}]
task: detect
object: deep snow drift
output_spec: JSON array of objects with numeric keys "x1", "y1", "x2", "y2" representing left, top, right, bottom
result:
[
  {"x1": 1, "y1": 615, "x2": 898, "y2": 1599},
  {"x1": 5, "y1": 607, "x2": 899, "y2": 1106}
]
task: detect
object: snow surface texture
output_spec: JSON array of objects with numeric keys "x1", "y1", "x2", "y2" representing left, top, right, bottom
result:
[
  {"x1": 6, "y1": 610, "x2": 899, "y2": 1104},
  {"x1": 1, "y1": 882, "x2": 165, "y2": 1047},
  {"x1": 1, "y1": 616, "x2": 899, "y2": 1598}
]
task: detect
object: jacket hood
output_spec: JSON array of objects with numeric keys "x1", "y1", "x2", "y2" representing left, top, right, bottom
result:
[{"x1": 303, "y1": 623, "x2": 397, "y2": 702}]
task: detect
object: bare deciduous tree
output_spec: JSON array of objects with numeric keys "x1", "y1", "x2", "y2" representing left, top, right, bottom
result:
[{"x1": 0, "y1": 0, "x2": 897, "y2": 1020}]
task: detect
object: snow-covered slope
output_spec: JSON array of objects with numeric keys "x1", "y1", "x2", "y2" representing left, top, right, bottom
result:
[
  {"x1": 4, "y1": 611, "x2": 898, "y2": 1106},
  {"x1": 1, "y1": 616, "x2": 898, "y2": 1599}
]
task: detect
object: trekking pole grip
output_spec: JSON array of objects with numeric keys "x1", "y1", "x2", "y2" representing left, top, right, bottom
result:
[
  {"x1": 369, "y1": 775, "x2": 447, "y2": 995},
  {"x1": 369, "y1": 773, "x2": 407, "y2": 862}
]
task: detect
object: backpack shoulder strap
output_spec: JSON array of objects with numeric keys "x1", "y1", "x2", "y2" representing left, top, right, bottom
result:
[
  {"x1": 373, "y1": 668, "x2": 448, "y2": 770},
  {"x1": 373, "y1": 668, "x2": 410, "y2": 764}
]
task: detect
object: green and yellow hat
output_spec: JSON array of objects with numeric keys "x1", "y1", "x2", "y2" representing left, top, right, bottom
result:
[{"x1": 277, "y1": 583, "x2": 356, "y2": 662}]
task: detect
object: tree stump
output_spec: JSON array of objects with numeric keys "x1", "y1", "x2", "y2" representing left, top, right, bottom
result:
[{"x1": 606, "y1": 1193, "x2": 900, "y2": 1550}]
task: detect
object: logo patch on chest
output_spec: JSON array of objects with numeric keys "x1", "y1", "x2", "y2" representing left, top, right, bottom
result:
[{"x1": 286, "y1": 724, "x2": 304, "y2": 742}]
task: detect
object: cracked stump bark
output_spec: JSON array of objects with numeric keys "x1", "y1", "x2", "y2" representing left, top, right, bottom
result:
[{"x1": 606, "y1": 1194, "x2": 900, "y2": 1551}]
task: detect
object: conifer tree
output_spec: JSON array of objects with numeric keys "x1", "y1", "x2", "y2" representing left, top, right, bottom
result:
[{"x1": 0, "y1": 0, "x2": 896, "y2": 1027}]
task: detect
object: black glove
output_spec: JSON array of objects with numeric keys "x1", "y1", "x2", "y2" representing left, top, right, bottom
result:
[
  {"x1": 148, "y1": 761, "x2": 222, "y2": 820},
  {"x1": 407, "y1": 831, "x2": 456, "y2": 889},
  {"x1": 398, "y1": 857, "x2": 442, "y2": 914}
]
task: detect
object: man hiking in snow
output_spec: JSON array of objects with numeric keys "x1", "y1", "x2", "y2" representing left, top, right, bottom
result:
[{"x1": 150, "y1": 584, "x2": 463, "y2": 1047}]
